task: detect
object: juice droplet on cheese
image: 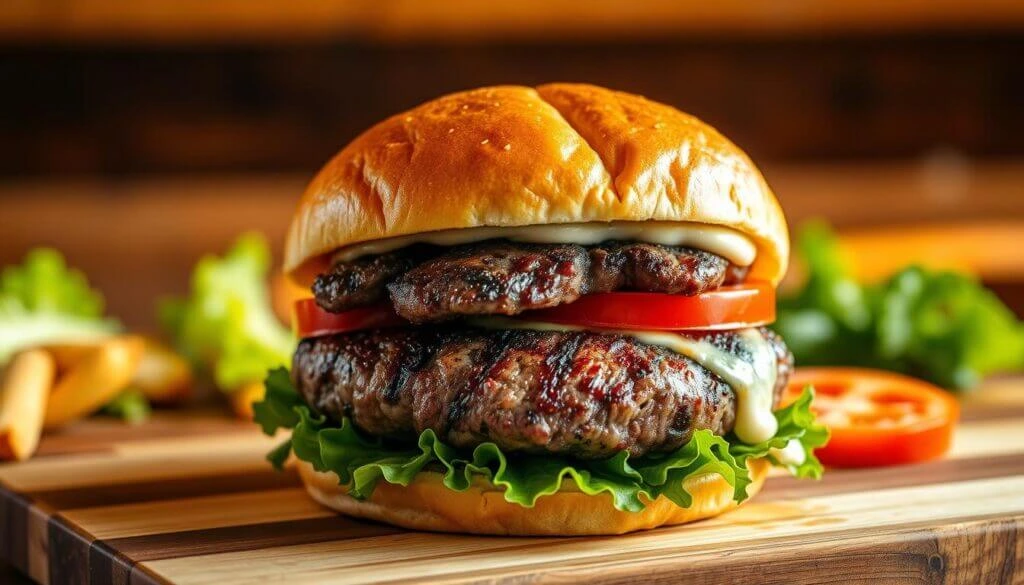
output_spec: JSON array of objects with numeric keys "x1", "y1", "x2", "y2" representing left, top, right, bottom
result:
[
  {"x1": 469, "y1": 318, "x2": 779, "y2": 444},
  {"x1": 334, "y1": 221, "x2": 756, "y2": 268}
]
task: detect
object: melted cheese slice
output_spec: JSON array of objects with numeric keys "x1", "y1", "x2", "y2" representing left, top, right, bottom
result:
[
  {"x1": 470, "y1": 318, "x2": 779, "y2": 444},
  {"x1": 333, "y1": 221, "x2": 756, "y2": 267}
]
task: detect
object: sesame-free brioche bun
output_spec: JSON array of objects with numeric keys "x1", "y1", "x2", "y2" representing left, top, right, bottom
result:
[
  {"x1": 297, "y1": 457, "x2": 769, "y2": 536},
  {"x1": 285, "y1": 83, "x2": 788, "y2": 287}
]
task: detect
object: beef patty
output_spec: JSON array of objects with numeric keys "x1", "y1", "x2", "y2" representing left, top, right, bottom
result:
[
  {"x1": 292, "y1": 326, "x2": 791, "y2": 459},
  {"x1": 313, "y1": 240, "x2": 747, "y2": 322}
]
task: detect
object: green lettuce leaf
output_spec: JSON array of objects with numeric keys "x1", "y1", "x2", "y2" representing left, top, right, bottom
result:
[
  {"x1": 252, "y1": 367, "x2": 304, "y2": 436},
  {"x1": 774, "y1": 222, "x2": 1024, "y2": 389},
  {"x1": 731, "y1": 387, "x2": 828, "y2": 479},
  {"x1": 161, "y1": 234, "x2": 295, "y2": 392},
  {"x1": 254, "y1": 368, "x2": 827, "y2": 512},
  {"x1": 873, "y1": 267, "x2": 1024, "y2": 389},
  {"x1": 0, "y1": 249, "x2": 118, "y2": 363},
  {"x1": 101, "y1": 389, "x2": 152, "y2": 424}
]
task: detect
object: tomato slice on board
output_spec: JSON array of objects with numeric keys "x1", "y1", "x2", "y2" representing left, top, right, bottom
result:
[
  {"x1": 521, "y1": 283, "x2": 775, "y2": 331},
  {"x1": 785, "y1": 367, "x2": 959, "y2": 467},
  {"x1": 294, "y1": 299, "x2": 407, "y2": 339}
]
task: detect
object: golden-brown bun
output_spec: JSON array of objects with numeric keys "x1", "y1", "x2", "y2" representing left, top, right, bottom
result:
[
  {"x1": 297, "y1": 457, "x2": 769, "y2": 536},
  {"x1": 285, "y1": 84, "x2": 788, "y2": 286}
]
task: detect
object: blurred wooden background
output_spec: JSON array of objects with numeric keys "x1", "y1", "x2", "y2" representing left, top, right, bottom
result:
[{"x1": 0, "y1": 1, "x2": 1022, "y2": 329}]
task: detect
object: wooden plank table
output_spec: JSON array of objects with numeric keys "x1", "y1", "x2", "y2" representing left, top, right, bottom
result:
[{"x1": 1, "y1": 380, "x2": 1023, "y2": 584}]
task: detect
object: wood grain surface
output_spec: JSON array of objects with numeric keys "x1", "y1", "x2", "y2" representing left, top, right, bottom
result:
[{"x1": 1, "y1": 379, "x2": 1023, "y2": 584}]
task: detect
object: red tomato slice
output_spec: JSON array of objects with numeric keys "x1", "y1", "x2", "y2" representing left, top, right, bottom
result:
[
  {"x1": 520, "y1": 283, "x2": 775, "y2": 331},
  {"x1": 294, "y1": 282, "x2": 774, "y2": 339},
  {"x1": 294, "y1": 299, "x2": 407, "y2": 339},
  {"x1": 785, "y1": 367, "x2": 959, "y2": 467}
]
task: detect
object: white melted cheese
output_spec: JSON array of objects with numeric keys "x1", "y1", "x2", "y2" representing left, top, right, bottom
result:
[
  {"x1": 469, "y1": 317, "x2": 779, "y2": 444},
  {"x1": 769, "y1": 439, "x2": 806, "y2": 466},
  {"x1": 333, "y1": 221, "x2": 756, "y2": 267}
]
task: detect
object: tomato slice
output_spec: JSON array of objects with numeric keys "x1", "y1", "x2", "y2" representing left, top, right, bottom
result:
[
  {"x1": 294, "y1": 299, "x2": 407, "y2": 339},
  {"x1": 785, "y1": 367, "x2": 959, "y2": 467},
  {"x1": 294, "y1": 282, "x2": 774, "y2": 339},
  {"x1": 521, "y1": 283, "x2": 775, "y2": 331}
]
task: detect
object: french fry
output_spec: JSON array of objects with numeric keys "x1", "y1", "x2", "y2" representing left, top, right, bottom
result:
[
  {"x1": 230, "y1": 381, "x2": 266, "y2": 420},
  {"x1": 44, "y1": 336, "x2": 145, "y2": 429},
  {"x1": 44, "y1": 341, "x2": 109, "y2": 374},
  {"x1": 132, "y1": 338, "x2": 193, "y2": 405},
  {"x1": 0, "y1": 349, "x2": 56, "y2": 461}
]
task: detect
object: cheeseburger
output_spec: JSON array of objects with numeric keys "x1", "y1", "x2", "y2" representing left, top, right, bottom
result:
[{"x1": 255, "y1": 83, "x2": 826, "y2": 535}]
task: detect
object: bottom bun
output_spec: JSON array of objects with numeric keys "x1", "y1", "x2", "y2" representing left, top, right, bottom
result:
[{"x1": 297, "y1": 457, "x2": 770, "y2": 536}]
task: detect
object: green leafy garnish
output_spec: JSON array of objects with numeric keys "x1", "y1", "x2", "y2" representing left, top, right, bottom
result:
[
  {"x1": 101, "y1": 389, "x2": 152, "y2": 424},
  {"x1": 774, "y1": 222, "x2": 1024, "y2": 390},
  {"x1": 0, "y1": 249, "x2": 119, "y2": 363},
  {"x1": 254, "y1": 368, "x2": 827, "y2": 512},
  {"x1": 161, "y1": 233, "x2": 295, "y2": 392}
]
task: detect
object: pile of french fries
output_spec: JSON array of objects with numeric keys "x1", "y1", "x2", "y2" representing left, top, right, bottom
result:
[{"x1": 0, "y1": 336, "x2": 191, "y2": 461}]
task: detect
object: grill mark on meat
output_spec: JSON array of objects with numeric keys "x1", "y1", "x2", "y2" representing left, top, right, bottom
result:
[
  {"x1": 313, "y1": 246, "x2": 434, "y2": 313},
  {"x1": 293, "y1": 326, "x2": 792, "y2": 458},
  {"x1": 589, "y1": 242, "x2": 721, "y2": 295},
  {"x1": 382, "y1": 335, "x2": 431, "y2": 404},
  {"x1": 315, "y1": 240, "x2": 741, "y2": 321},
  {"x1": 446, "y1": 329, "x2": 516, "y2": 431},
  {"x1": 536, "y1": 332, "x2": 587, "y2": 415},
  {"x1": 389, "y1": 242, "x2": 590, "y2": 323}
]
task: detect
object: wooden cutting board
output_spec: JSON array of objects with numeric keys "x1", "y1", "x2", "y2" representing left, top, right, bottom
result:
[{"x1": 2, "y1": 380, "x2": 1024, "y2": 585}]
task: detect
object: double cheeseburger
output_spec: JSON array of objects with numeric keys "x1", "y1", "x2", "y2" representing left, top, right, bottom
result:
[{"x1": 255, "y1": 83, "x2": 826, "y2": 536}]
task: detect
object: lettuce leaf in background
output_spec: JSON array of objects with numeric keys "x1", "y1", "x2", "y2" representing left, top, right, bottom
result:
[
  {"x1": 874, "y1": 267, "x2": 1024, "y2": 389},
  {"x1": 0, "y1": 248, "x2": 119, "y2": 363},
  {"x1": 774, "y1": 222, "x2": 1024, "y2": 390},
  {"x1": 162, "y1": 233, "x2": 295, "y2": 392},
  {"x1": 255, "y1": 368, "x2": 827, "y2": 512},
  {"x1": 101, "y1": 389, "x2": 152, "y2": 424}
]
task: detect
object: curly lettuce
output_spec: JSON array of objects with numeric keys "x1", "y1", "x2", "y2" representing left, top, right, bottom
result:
[
  {"x1": 774, "y1": 222, "x2": 1024, "y2": 389},
  {"x1": 255, "y1": 368, "x2": 827, "y2": 512},
  {"x1": 0, "y1": 249, "x2": 118, "y2": 363},
  {"x1": 161, "y1": 234, "x2": 294, "y2": 392}
]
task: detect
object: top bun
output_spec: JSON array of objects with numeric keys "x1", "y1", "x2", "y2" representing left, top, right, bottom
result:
[{"x1": 286, "y1": 83, "x2": 788, "y2": 286}]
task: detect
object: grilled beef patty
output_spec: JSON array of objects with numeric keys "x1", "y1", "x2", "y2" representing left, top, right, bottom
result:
[
  {"x1": 313, "y1": 240, "x2": 747, "y2": 321},
  {"x1": 292, "y1": 326, "x2": 791, "y2": 459},
  {"x1": 310, "y1": 247, "x2": 433, "y2": 313}
]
